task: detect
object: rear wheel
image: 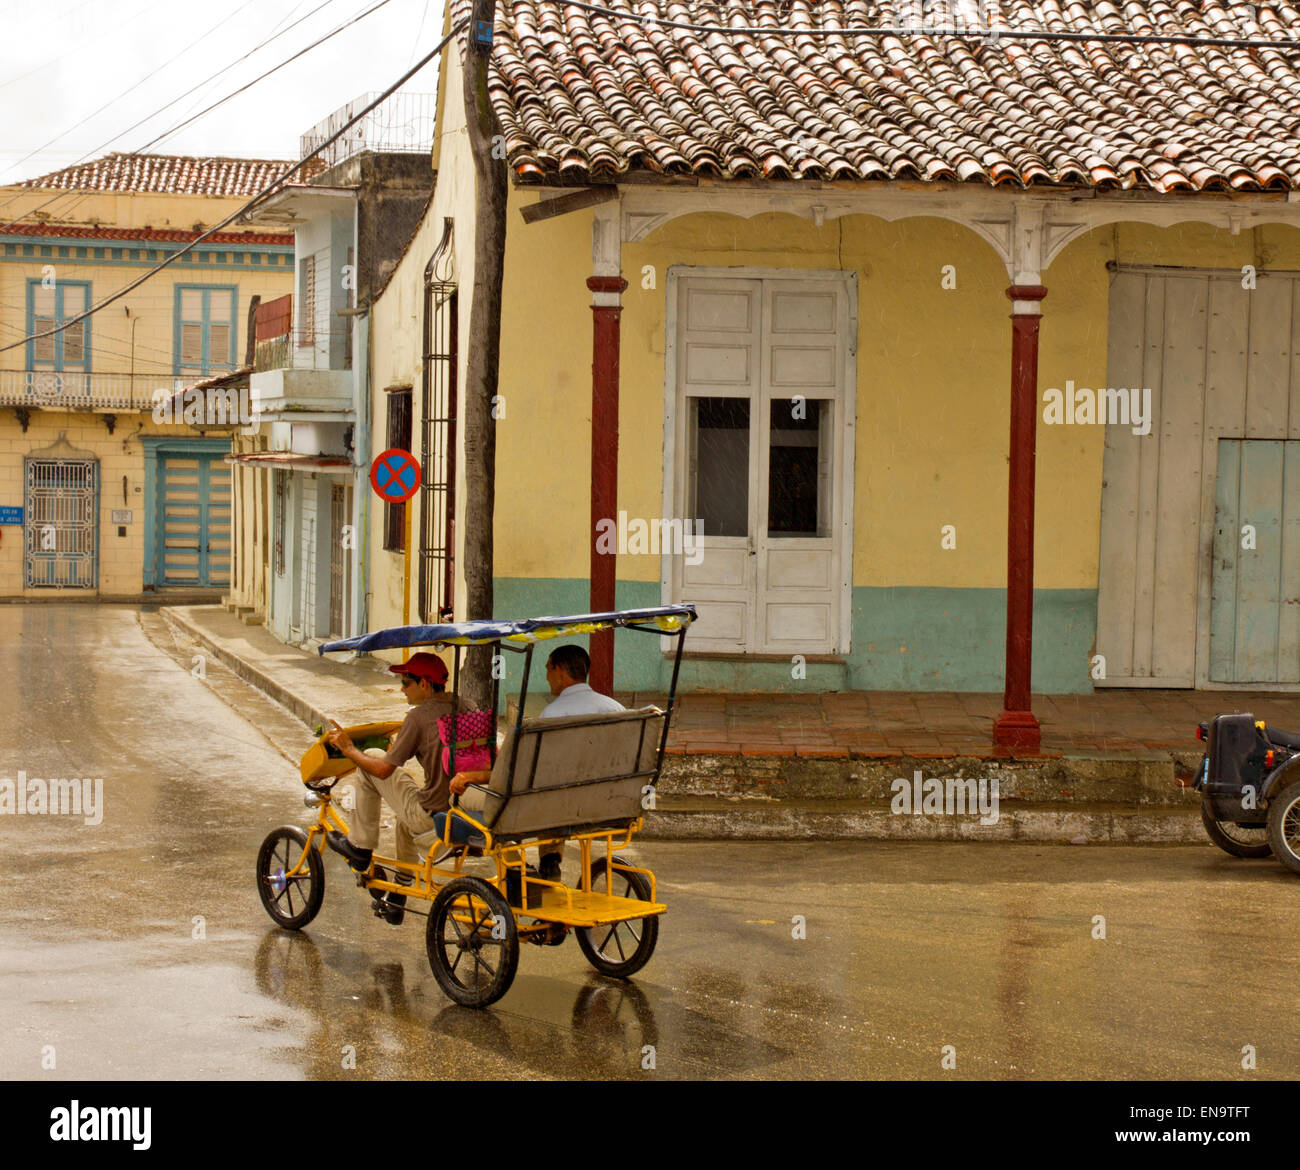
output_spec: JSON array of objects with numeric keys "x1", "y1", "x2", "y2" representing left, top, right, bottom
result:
[
  {"x1": 577, "y1": 857, "x2": 659, "y2": 979},
  {"x1": 257, "y1": 826, "x2": 325, "y2": 929},
  {"x1": 427, "y1": 877, "x2": 518, "y2": 1008},
  {"x1": 1266, "y1": 781, "x2": 1300, "y2": 874},
  {"x1": 1200, "y1": 801, "x2": 1271, "y2": 858}
]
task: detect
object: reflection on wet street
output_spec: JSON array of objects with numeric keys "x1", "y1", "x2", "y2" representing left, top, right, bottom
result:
[{"x1": 4, "y1": 606, "x2": 1300, "y2": 1080}]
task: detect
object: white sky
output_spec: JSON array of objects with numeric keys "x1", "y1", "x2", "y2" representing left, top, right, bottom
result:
[{"x1": 0, "y1": 0, "x2": 447, "y2": 182}]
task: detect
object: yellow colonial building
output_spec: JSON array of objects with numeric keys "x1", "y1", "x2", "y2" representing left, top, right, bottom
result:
[
  {"x1": 0, "y1": 153, "x2": 296, "y2": 599},
  {"x1": 363, "y1": 1, "x2": 1300, "y2": 736}
]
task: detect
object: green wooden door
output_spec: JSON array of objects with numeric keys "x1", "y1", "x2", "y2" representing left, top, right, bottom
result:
[{"x1": 1210, "y1": 439, "x2": 1300, "y2": 682}]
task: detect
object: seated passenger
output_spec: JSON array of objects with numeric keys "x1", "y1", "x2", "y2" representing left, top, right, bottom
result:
[{"x1": 441, "y1": 645, "x2": 626, "y2": 879}]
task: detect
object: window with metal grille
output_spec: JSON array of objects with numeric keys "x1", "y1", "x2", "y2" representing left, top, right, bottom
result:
[
  {"x1": 175, "y1": 285, "x2": 236, "y2": 375},
  {"x1": 420, "y1": 280, "x2": 457, "y2": 621},
  {"x1": 298, "y1": 255, "x2": 316, "y2": 348},
  {"x1": 384, "y1": 387, "x2": 412, "y2": 552}
]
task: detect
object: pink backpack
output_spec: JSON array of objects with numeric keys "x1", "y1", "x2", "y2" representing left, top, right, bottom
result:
[{"x1": 437, "y1": 709, "x2": 495, "y2": 775}]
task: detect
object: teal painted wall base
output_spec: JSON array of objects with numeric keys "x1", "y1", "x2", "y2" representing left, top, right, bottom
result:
[
  {"x1": 492, "y1": 578, "x2": 1098, "y2": 695},
  {"x1": 850, "y1": 587, "x2": 1098, "y2": 694}
]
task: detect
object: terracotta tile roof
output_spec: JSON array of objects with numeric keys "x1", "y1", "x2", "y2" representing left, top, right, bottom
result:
[
  {"x1": 19, "y1": 152, "x2": 325, "y2": 196},
  {"x1": 460, "y1": 0, "x2": 1300, "y2": 191},
  {"x1": 2, "y1": 223, "x2": 293, "y2": 245}
]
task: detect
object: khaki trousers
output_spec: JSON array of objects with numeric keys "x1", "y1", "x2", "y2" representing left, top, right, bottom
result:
[{"x1": 347, "y1": 751, "x2": 439, "y2": 865}]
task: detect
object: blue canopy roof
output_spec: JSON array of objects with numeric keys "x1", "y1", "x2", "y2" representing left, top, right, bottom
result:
[{"x1": 319, "y1": 604, "x2": 697, "y2": 654}]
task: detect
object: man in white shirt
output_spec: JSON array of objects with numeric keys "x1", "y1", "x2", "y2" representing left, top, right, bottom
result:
[
  {"x1": 540, "y1": 644, "x2": 626, "y2": 719},
  {"x1": 535, "y1": 644, "x2": 625, "y2": 879}
]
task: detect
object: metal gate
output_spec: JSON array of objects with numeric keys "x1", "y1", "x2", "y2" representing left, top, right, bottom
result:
[
  {"x1": 24, "y1": 457, "x2": 98, "y2": 588},
  {"x1": 157, "y1": 455, "x2": 231, "y2": 587}
]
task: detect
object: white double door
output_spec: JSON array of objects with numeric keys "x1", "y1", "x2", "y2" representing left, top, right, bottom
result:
[{"x1": 666, "y1": 270, "x2": 854, "y2": 655}]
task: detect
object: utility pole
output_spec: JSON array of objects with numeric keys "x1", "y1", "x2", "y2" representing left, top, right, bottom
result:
[{"x1": 461, "y1": 0, "x2": 506, "y2": 708}]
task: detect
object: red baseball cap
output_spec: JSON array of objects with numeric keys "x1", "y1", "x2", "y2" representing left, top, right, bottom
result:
[{"x1": 387, "y1": 652, "x2": 449, "y2": 684}]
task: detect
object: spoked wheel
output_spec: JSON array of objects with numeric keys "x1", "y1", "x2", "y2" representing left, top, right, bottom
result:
[
  {"x1": 1266, "y1": 781, "x2": 1300, "y2": 874},
  {"x1": 1201, "y1": 801, "x2": 1271, "y2": 858},
  {"x1": 576, "y1": 857, "x2": 659, "y2": 979},
  {"x1": 427, "y1": 877, "x2": 518, "y2": 1008},
  {"x1": 257, "y1": 826, "x2": 325, "y2": 929}
]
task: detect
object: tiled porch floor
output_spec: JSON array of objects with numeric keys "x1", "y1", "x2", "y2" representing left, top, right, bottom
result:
[{"x1": 623, "y1": 689, "x2": 1300, "y2": 758}]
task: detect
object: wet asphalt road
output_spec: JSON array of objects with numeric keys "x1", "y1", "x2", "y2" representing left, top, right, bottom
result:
[{"x1": 4, "y1": 605, "x2": 1300, "y2": 1080}]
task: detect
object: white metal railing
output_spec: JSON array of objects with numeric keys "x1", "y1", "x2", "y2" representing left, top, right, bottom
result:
[
  {"x1": 299, "y1": 92, "x2": 436, "y2": 170},
  {"x1": 0, "y1": 370, "x2": 188, "y2": 411}
]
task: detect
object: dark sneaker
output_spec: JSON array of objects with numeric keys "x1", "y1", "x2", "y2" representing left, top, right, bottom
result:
[
  {"x1": 538, "y1": 853, "x2": 562, "y2": 882},
  {"x1": 326, "y1": 830, "x2": 373, "y2": 872},
  {"x1": 382, "y1": 890, "x2": 406, "y2": 926},
  {"x1": 383, "y1": 873, "x2": 414, "y2": 926}
]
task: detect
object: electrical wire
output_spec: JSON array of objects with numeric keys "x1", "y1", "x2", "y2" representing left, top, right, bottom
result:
[
  {"x1": 0, "y1": 0, "x2": 385, "y2": 228},
  {"x1": 556, "y1": 0, "x2": 1300, "y2": 51},
  {"x1": 0, "y1": 0, "x2": 170, "y2": 94},
  {"x1": 0, "y1": 13, "x2": 469, "y2": 355},
  {"x1": 0, "y1": 0, "x2": 265, "y2": 184}
]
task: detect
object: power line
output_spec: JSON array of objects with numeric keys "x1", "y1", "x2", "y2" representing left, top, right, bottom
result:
[
  {"x1": 557, "y1": 0, "x2": 1300, "y2": 51},
  {"x1": 0, "y1": 0, "x2": 264, "y2": 184},
  {"x1": 0, "y1": 0, "x2": 170, "y2": 95},
  {"x1": 0, "y1": 14, "x2": 468, "y2": 355},
  {"x1": 132, "y1": 0, "x2": 402, "y2": 157},
  {"x1": 0, "y1": 0, "x2": 399, "y2": 235}
]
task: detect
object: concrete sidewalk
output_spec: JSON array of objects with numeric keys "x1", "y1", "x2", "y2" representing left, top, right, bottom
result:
[{"x1": 158, "y1": 603, "x2": 1300, "y2": 842}]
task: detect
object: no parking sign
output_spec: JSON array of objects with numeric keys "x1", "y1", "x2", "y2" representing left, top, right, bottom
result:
[{"x1": 369, "y1": 449, "x2": 421, "y2": 503}]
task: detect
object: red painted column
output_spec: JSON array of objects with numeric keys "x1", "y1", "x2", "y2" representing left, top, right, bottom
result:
[
  {"x1": 588, "y1": 275, "x2": 627, "y2": 696},
  {"x1": 993, "y1": 284, "x2": 1047, "y2": 750}
]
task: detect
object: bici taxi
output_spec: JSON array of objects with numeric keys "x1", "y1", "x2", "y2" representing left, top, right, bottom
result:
[{"x1": 254, "y1": 604, "x2": 696, "y2": 1008}]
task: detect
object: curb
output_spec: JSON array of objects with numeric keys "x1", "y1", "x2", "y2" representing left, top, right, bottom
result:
[
  {"x1": 160, "y1": 606, "x2": 341, "y2": 732},
  {"x1": 160, "y1": 604, "x2": 1213, "y2": 845},
  {"x1": 640, "y1": 804, "x2": 1205, "y2": 843}
]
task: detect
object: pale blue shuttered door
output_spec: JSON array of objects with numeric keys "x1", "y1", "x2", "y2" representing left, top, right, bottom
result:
[
  {"x1": 1210, "y1": 439, "x2": 1300, "y2": 682},
  {"x1": 158, "y1": 455, "x2": 231, "y2": 587}
]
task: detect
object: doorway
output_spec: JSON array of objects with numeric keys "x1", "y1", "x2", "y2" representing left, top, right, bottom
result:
[{"x1": 666, "y1": 270, "x2": 855, "y2": 655}]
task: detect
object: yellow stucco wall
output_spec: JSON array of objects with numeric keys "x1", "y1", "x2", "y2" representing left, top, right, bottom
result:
[
  {"x1": 0, "y1": 188, "x2": 292, "y2": 381},
  {"x1": 0, "y1": 411, "x2": 228, "y2": 597},
  {"x1": 488, "y1": 207, "x2": 1300, "y2": 597},
  {"x1": 493, "y1": 204, "x2": 1107, "y2": 591}
]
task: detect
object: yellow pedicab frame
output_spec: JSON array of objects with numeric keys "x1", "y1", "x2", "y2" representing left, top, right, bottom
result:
[{"x1": 288, "y1": 606, "x2": 696, "y2": 941}]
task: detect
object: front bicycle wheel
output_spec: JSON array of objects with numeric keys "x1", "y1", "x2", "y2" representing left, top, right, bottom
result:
[{"x1": 256, "y1": 826, "x2": 325, "y2": 929}]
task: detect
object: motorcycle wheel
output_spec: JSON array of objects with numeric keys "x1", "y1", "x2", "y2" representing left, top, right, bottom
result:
[
  {"x1": 1266, "y1": 780, "x2": 1300, "y2": 874},
  {"x1": 1200, "y1": 801, "x2": 1271, "y2": 859}
]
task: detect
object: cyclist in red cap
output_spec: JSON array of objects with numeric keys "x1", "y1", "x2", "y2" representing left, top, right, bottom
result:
[{"x1": 324, "y1": 651, "x2": 455, "y2": 923}]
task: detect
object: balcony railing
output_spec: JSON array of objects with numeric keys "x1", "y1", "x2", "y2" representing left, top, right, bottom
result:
[
  {"x1": 0, "y1": 370, "x2": 189, "y2": 411},
  {"x1": 299, "y1": 92, "x2": 436, "y2": 170}
]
